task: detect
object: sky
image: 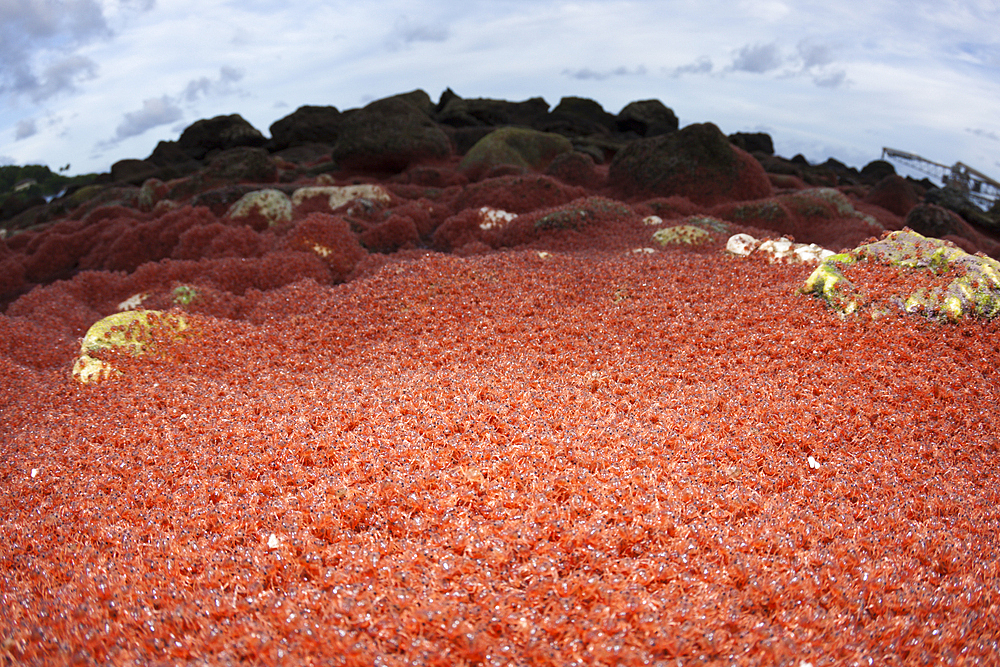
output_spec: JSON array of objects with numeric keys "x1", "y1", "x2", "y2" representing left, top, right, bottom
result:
[{"x1": 1, "y1": 0, "x2": 998, "y2": 184}]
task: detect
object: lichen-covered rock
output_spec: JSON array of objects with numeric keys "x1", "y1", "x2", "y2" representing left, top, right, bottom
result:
[
  {"x1": 653, "y1": 225, "x2": 713, "y2": 246},
  {"x1": 227, "y1": 189, "x2": 293, "y2": 228},
  {"x1": 802, "y1": 229, "x2": 1000, "y2": 320},
  {"x1": 459, "y1": 127, "x2": 572, "y2": 181},
  {"x1": 608, "y1": 122, "x2": 772, "y2": 206},
  {"x1": 727, "y1": 234, "x2": 833, "y2": 263},
  {"x1": 291, "y1": 184, "x2": 393, "y2": 212},
  {"x1": 72, "y1": 310, "x2": 191, "y2": 383}
]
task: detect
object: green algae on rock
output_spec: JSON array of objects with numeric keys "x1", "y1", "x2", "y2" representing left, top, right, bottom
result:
[
  {"x1": 802, "y1": 229, "x2": 1000, "y2": 320},
  {"x1": 72, "y1": 310, "x2": 192, "y2": 384}
]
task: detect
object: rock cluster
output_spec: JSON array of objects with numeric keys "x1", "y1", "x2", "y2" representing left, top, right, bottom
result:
[{"x1": 2, "y1": 87, "x2": 999, "y2": 327}]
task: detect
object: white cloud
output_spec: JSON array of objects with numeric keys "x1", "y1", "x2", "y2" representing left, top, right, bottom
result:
[
  {"x1": 967, "y1": 128, "x2": 999, "y2": 142},
  {"x1": 813, "y1": 70, "x2": 847, "y2": 88},
  {"x1": 729, "y1": 42, "x2": 783, "y2": 73},
  {"x1": 0, "y1": 0, "x2": 110, "y2": 100},
  {"x1": 386, "y1": 15, "x2": 450, "y2": 50},
  {"x1": 668, "y1": 57, "x2": 713, "y2": 78},
  {"x1": 32, "y1": 54, "x2": 99, "y2": 101},
  {"x1": 562, "y1": 65, "x2": 646, "y2": 81},
  {"x1": 1, "y1": 0, "x2": 998, "y2": 179},
  {"x1": 797, "y1": 39, "x2": 834, "y2": 69},
  {"x1": 182, "y1": 66, "x2": 244, "y2": 103},
  {"x1": 113, "y1": 96, "x2": 182, "y2": 140},
  {"x1": 16, "y1": 118, "x2": 38, "y2": 140},
  {"x1": 738, "y1": 0, "x2": 791, "y2": 22}
]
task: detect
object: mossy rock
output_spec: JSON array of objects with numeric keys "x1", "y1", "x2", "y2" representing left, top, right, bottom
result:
[
  {"x1": 72, "y1": 310, "x2": 192, "y2": 384},
  {"x1": 802, "y1": 229, "x2": 1000, "y2": 320},
  {"x1": 460, "y1": 127, "x2": 572, "y2": 180}
]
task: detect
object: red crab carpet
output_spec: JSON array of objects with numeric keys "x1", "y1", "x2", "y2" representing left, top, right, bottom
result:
[
  {"x1": 1, "y1": 92, "x2": 999, "y2": 664},
  {"x1": 2, "y1": 243, "x2": 999, "y2": 665}
]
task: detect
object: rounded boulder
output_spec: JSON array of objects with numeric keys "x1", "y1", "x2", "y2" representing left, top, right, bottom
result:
[{"x1": 608, "y1": 122, "x2": 772, "y2": 206}]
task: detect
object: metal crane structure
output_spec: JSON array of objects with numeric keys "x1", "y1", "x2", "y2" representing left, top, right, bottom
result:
[{"x1": 881, "y1": 147, "x2": 1000, "y2": 210}]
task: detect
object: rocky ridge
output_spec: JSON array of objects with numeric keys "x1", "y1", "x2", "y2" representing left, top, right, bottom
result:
[{"x1": 2, "y1": 87, "x2": 999, "y2": 318}]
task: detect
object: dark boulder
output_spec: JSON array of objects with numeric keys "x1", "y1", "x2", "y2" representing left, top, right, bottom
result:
[
  {"x1": 544, "y1": 151, "x2": 604, "y2": 188},
  {"x1": 615, "y1": 100, "x2": 678, "y2": 138},
  {"x1": 865, "y1": 174, "x2": 922, "y2": 217},
  {"x1": 272, "y1": 143, "x2": 334, "y2": 165},
  {"x1": 608, "y1": 122, "x2": 772, "y2": 205},
  {"x1": 924, "y1": 187, "x2": 998, "y2": 230},
  {"x1": 729, "y1": 132, "x2": 774, "y2": 155},
  {"x1": 0, "y1": 194, "x2": 46, "y2": 222},
  {"x1": 269, "y1": 106, "x2": 342, "y2": 151},
  {"x1": 385, "y1": 89, "x2": 436, "y2": 117},
  {"x1": 905, "y1": 203, "x2": 969, "y2": 239},
  {"x1": 539, "y1": 97, "x2": 617, "y2": 137},
  {"x1": 146, "y1": 141, "x2": 203, "y2": 179},
  {"x1": 332, "y1": 97, "x2": 452, "y2": 172},
  {"x1": 177, "y1": 114, "x2": 267, "y2": 161},
  {"x1": 110, "y1": 159, "x2": 160, "y2": 185},
  {"x1": 434, "y1": 94, "x2": 550, "y2": 128},
  {"x1": 203, "y1": 147, "x2": 279, "y2": 184},
  {"x1": 859, "y1": 159, "x2": 896, "y2": 185},
  {"x1": 904, "y1": 203, "x2": 1000, "y2": 256},
  {"x1": 820, "y1": 158, "x2": 861, "y2": 185}
]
